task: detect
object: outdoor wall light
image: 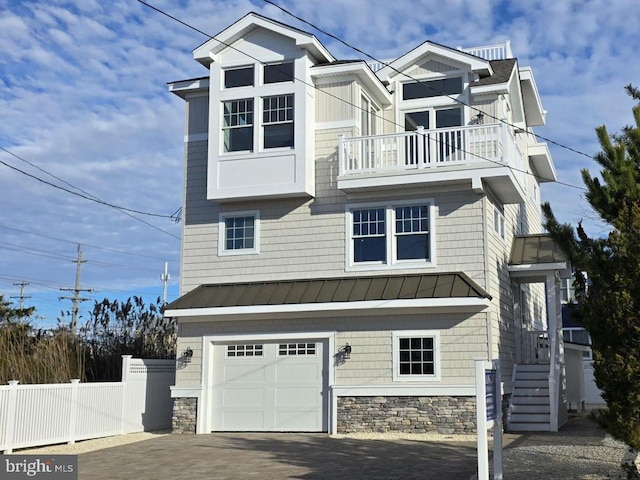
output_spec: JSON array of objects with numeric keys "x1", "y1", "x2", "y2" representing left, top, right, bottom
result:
[
  {"x1": 340, "y1": 343, "x2": 352, "y2": 360},
  {"x1": 476, "y1": 112, "x2": 485, "y2": 124},
  {"x1": 181, "y1": 347, "x2": 193, "y2": 363}
]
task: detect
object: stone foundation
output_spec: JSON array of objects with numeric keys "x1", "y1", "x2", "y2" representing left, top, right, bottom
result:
[
  {"x1": 337, "y1": 396, "x2": 477, "y2": 434},
  {"x1": 172, "y1": 397, "x2": 197, "y2": 434}
]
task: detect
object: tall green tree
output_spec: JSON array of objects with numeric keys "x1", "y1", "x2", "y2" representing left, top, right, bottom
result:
[{"x1": 543, "y1": 85, "x2": 640, "y2": 472}]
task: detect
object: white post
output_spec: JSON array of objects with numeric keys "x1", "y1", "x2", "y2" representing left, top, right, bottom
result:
[
  {"x1": 121, "y1": 354, "x2": 133, "y2": 383},
  {"x1": 416, "y1": 126, "x2": 425, "y2": 168},
  {"x1": 68, "y1": 379, "x2": 80, "y2": 445},
  {"x1": 121, "y1": 355, "x2": 133, "y2": 434},
  {"x1": 338, "y1": 134, "x2": 346, "y2": 174},
  {"x1": 4, "y1": 380, "x2": 19, "y2": 454},
  {"x1": 546, "y1": 272, "x2": 559, "y2": 431},
  {"x1": 493, "y1": 359, "x2": 503, "y2": 480},
  {"x1": 476, "y1": 360, "x2": 489, "y2": 480}
]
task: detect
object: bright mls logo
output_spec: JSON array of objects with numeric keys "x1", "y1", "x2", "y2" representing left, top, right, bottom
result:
[{"x1": 1, "y1": 456, "x2": 77, "y2": 479}]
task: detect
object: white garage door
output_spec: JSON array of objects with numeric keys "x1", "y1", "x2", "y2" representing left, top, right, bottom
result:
[{"x1": 211, "y1": 340, "x2": 327, "y2": 432}]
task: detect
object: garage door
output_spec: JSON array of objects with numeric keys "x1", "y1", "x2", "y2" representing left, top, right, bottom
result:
[{"x1": 211, "y1": 340, "x2": 327, "y2": 432}]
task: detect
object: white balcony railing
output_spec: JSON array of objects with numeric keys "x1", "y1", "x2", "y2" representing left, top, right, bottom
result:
[
  {"x1": 458, "y1": 41, "x2": 513, "y2": 60},
  {"x1": 339, "y1": 123, "x2": 525, "y2": 187}
]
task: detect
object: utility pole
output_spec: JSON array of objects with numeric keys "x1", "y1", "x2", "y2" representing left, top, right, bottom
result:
[
  {"x1": 10, "y1": 281, "x2": 31, "y2": 322},
  {"x1": 60, "y1": 244, "x2": 93, "y2": 333},
  {"x1": 161, "y1": 262, "x2": 170, "y2": 305}
]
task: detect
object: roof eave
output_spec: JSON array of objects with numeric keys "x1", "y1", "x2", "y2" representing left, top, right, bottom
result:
[
  {"x1": 164, "y1": 297, "x2": 491, "y2": 320},
  {"x1": 312, "y1": 62, "x2": 392, "y2": 108},
  {"x1": 520, "y1": 67, "x2": 546, "y2": 126}
]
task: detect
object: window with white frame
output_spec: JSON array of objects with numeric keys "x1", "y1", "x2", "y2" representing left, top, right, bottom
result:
[
  {"x1": 402, "y1": 77, "x2": 463, "y2": 100},
  {"x1": 223, "y1": 99, "x2": 253, "y2": 152},
  {"x1": 278, "y1": 343, "x2": 316, "y2": 356},
  {"x1": 346, "y1": 199, "x2": 435, "y2": 269},
  {"x1": 227, "y1": 344, "x2": 263, "y2": 357},
  {"x1": 392, "y1": 331, "x2": 440, "y2": 381},
  {"x1": 218, "y1": 211, "x2": 260, "y2": 256},
  {"x1": 221, "y1": 62, "x2": 295, "y2": 154},
  {"x1": 562, "y1": 328, "x2": 592, "y2": 360},
  {"x1": 263, "y1": 94, "x2": 294, "y2": 148},
  {"x1": 494, "y1": 207, "x2": 505, "y2": 239},
  {"x1": 347, "y1": 201, "x2": 435, "y2": 269}
]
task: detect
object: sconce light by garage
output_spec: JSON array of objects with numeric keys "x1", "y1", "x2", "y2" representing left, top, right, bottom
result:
[
  {"x1": 339, "y1": 343, "x2": 352, "y2": 360},
  {"x1": 181, "y1": 347, "x2": 193, "y2": 363}
]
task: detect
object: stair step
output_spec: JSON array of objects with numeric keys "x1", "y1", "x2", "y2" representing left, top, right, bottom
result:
[
  {"x1": 508, "y1": 422, "x2": 552, "y2": 432},
  {"x1": 510, "y1": 413, "x2": 551, "y2": 423},
  {"x1": 516, "y1": 371, "x2": 549, "y2": 381},
  {"x1": 516, "y1": 364, "x2": 550, "y2": 372},
  {"x1": 515, "y1": 379, "x2": 548, "y2": 388},
  {"x1": 514, "y1": 387, "x2": 549, "y2": 397},
  {"x1": 511, "y1": 396, "x2": 550, "y2": 405},
  {"x1": 510, "y1": 404, "x2": 550, "y2": 414}
]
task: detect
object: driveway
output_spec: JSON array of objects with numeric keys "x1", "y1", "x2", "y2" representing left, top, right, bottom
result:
[{"x1": 78, "y1": 433, "x2": 478, "y2": 480}]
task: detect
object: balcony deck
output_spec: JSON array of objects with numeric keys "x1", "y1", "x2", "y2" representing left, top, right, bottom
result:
[{"x1": 337, "y1": 123, "x2": 526, "y2": 203}]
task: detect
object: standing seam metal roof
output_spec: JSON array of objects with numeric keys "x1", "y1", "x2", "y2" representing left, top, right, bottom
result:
[{"x1": 165, "y1": 272, "x2": 491, "y2": 311}]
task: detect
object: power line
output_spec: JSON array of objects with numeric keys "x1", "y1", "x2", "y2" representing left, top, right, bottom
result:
[
  {"x1": 136, "y1": 0, "x2": 588, "y2": 193},
  {"x1": 0, "y1": 223, "x2": 175, "y2": 261},
  {"x1": 262, "y1": 0, "x2": 595, "y2": 161},
  {"x1": 0, "y1": 147, "x2": 182, "y2": 225}
]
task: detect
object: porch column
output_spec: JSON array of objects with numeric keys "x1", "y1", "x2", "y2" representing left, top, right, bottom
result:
[{"x1": 546, "y1": 272, "x2": 566, "y2": 431}]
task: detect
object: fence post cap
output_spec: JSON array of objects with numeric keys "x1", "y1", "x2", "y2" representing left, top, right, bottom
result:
[
  {"x1": 8, "y1": 380, "x2": 19, "y2": 386},
  {"x1": 70, "y1": 379, "x2": 80, "y2": 384}
]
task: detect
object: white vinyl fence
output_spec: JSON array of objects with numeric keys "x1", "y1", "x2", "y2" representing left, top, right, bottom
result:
[{"x1": 0, "y1": 355, "x2": 175, "y2": 453}]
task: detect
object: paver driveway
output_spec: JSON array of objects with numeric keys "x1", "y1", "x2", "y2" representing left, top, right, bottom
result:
[{"x1": 78, "y1": 433, "x2": 478, "y2": 480}]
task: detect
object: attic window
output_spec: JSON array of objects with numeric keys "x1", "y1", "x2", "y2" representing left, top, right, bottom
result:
[
  {"x1": 224, "y1": 66, "x2": 254, "y2": 88},
  {"x1": 264, "y1": 62, "x2": 294, "y2": 84},
  {"x1": 402, "y1": 77, "x2": 462, "y2": 100}
]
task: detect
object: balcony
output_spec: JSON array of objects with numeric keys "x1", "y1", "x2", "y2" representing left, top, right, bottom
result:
[{"x1": 337, "y1": 123, "x2": 526, "y2": 204}]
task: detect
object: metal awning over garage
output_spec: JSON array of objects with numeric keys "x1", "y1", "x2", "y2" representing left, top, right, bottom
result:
[{"x1": 164, "y1": 272, "x2": 492, "y2": 319}]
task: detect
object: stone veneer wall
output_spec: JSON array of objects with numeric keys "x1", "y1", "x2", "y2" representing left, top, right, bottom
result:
[
  {"x1": 337, "y1": 396, "x2": 477, "y2": 434},
  {"x1": 172, "y1": 398, "x2": 197, "y2": 434}
]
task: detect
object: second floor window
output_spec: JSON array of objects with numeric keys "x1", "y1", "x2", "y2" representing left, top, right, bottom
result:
[
  {"x1": 348, "y1": 201, "x2": 435, "y2": 269},
  {"x1": 219, "y1": 211, "x2": 260, "y2": 255}
]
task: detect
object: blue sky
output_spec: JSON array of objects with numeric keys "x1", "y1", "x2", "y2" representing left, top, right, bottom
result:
[{"x1": 1, "y1": 0, "x2": 639, "y2": 328}]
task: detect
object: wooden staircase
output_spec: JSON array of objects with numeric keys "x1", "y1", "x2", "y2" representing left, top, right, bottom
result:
[{"x1": 508, "y1": 363, "x2": 552, "y2": 432}]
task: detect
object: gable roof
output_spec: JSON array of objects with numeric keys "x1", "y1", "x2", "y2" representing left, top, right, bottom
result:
[
  {"x1": 193, "y1": 12, "x2": 334, "y2": 67},
  {"x1": 472, "y1": 59, "x2": 517, "y2": 87},
  {"x1": 376, "y1": 40, "x2": 492, "y2": 83},
  {"x1": 164, "y1": 272, "x2": 491, "y2": 318}
]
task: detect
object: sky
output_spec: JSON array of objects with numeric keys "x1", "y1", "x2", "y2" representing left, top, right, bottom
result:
[{"x1": 1, "y1": 0, "x2": 639, "y2": 329}]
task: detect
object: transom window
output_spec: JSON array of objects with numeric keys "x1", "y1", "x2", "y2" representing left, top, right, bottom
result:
[
  {"x1": 348, "y1": 201, "x2": 435, "y2": 269},
  {"x1": 218, "y1": 211, "x2": 260, "y2": 256},
  {"x1": 263, "y1": 94, "x2": 294, "y2": 148},
  {"x1": 278, "y1": 343, "x2": 316, "y2": 356},
  {"x1": 227, "y1": 344, "x2": 263, "y2": 357},
  {"x1": 392, "y1": 331, "x2": 440, "y2": 381},
  {"x1": 223, "y1": 99, "x2": 253, "y2": 152},
  {"x1": 402, "y1": 77, "x2": 463, "y2": 100},
  {"x1": 264, "y1": 62, "x2": 294, "y2": 84},
  {"x1": 224, "y1": 66, "x2": 254, "y2": 88}
]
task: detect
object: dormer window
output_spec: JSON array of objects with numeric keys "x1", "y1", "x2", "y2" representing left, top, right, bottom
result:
[
  {"x1": 224, "y1": 66, "x2": 254, "y2": 88},
  {"x1": 402, "y1": 76, "x2": 462, "y2": 100},
  {"x1": 264, "y1": 62, "x2": 294, "y2": 84}
]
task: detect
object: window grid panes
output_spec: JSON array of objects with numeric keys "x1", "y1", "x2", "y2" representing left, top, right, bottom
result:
[
  {"x1": 224, "y1": 66, "x2": 254, "y2": 88},
  {"x1": 278, "y1": 343, "x2": 316, "y2": 356},
  {"x1": 224, "y1": 216, "x2": 255, "y2": 250},
  {"x1": 264, "y1": 62, "x2": 294, "y2": 84},
  {"x1": 223, "y1": 99, "x2": 254, "y2": 152},
  {"x1": 395, "y1": 206, "x2": 430, "y2": 260},
  {"x1": 353, "y1": 208, "x2": 386, "y2": 263},
  {"x1": 227, "y1": 344, "x2": 263, "y2": 357},
  {"x1": 398, "y1": 337, "x2": 435, "y2": 375},
  {"x1": 263, "y1": 94, "x2": 294, "y2": 149}
]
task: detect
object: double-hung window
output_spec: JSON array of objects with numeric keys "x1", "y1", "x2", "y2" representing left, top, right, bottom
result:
[
  {"x1": 392, "y1": 331, "x2": 441, "y2": 381},
  {"x1": 223, "y1": 99, "x2": 253, "y2": 152},
  {"x1": 347, "y1": 200, "x2": 435, "y2": 270},
  {"x1": 221, "y1": 62, "x2": 295, "y2": 154},
  {"x1": 218, "y1": 211, "x2": 260, "y2": 256},
  {"x1": 263, "y1": 94, "x2": 294, "y2": 148}
]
